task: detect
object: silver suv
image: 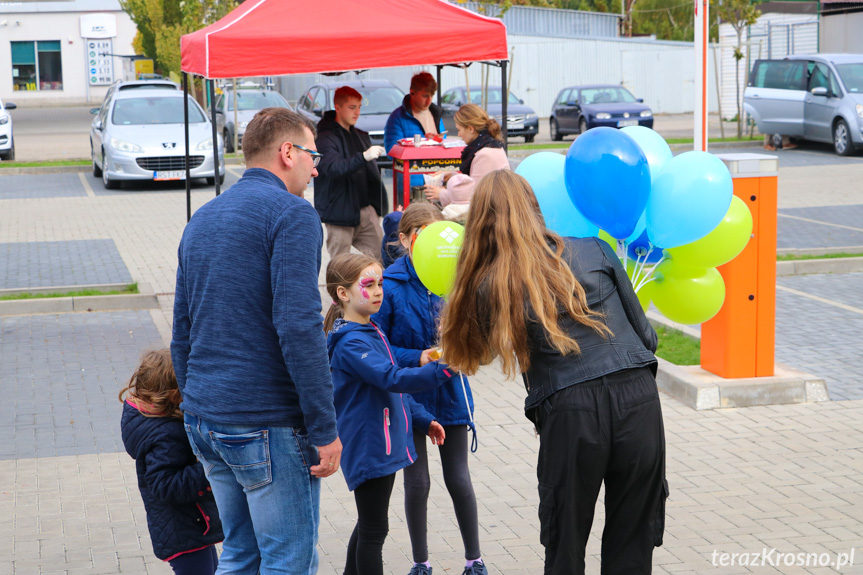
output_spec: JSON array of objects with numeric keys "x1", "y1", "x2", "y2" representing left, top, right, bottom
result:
[{"x1": 743, "y1": 54, "x2": 863, "y2": 156}]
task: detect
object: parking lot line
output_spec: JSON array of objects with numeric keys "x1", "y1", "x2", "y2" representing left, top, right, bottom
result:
[
  {"x1": 776, "y1": 284, "x2": 863, "y2": 316},
  {"x1": 778, "y1": 212, "x2": 863, "y2": 233},
  {"x1": 77, "y1": 172, "x2": 96, "y2": 198}
]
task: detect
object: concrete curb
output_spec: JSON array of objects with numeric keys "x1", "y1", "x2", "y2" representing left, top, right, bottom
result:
[
  {"x1": 776, "y1": 256, "x2": 863, "y2": 276},
  {"x1": 648, "y1": 311, "x2": 830, "y2": 409},
  {"x1": 0, "y1": 292, "x2": 159, "y2": 316},
  {"x1": 656, "y1": 358, "x2": 830, "y2": 410},
  {"x1": 0, "y1": 282, "x2": 132, "y2": 298},
  {"x1": 777, "y1": 246, "x2": 863, "y2": 257}
]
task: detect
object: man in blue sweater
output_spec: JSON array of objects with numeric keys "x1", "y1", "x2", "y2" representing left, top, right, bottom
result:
[{"x1": 172, "y1": 107, "x2": 342, "y2": 574}]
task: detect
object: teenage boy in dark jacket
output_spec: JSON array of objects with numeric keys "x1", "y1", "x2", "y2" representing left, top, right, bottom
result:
[{"x1": 315, "y1": 86, "x2": 386, "y2": 259}]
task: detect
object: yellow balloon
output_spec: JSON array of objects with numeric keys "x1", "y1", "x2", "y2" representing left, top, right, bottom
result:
[
  {"x1": 666, "y1": 196, "x2": 753, "y2": 268},
  {"x1": 651, "y1": 261, "x2": 725, "y2": 324}
]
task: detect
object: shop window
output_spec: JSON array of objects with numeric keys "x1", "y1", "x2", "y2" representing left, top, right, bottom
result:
[{"x1": 11, "y1": 41, "x2": 63, "y2": 91}]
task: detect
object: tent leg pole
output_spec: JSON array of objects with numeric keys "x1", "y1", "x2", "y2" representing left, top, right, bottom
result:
[
  {"x1": 183, "y1": 72, "x2": 191, "y2": 222},
  {"x1": 500, "y1": 60, "x2": 508, "y2": 153},
  {"x1": 436, "y1": 65, "x2": 442, "y2": 106},
  {"x1": 209, "y1": 79, "x2": 221, "y2": 197}
]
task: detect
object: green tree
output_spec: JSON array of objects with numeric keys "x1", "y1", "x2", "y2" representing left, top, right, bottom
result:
[
  {"x1": 715, "y1": 0, "x2": 760, "y2": 137},
  {"x1": 120, "y1": 0, "x2": 239, "y2": 77}
]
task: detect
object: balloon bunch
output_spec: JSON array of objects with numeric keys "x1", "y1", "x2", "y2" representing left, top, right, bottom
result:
[{"x1": 516, "y1": 126, "x2": 753, "y2": 325}]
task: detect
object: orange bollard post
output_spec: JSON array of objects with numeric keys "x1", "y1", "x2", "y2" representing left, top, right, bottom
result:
[{"x1": 700, "y1": 153, "x2": 778, "y2": 378}]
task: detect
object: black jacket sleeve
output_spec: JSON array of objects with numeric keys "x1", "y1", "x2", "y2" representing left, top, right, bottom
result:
[{"x1": 315, "y1": 130, "x2": 367, "y2": 181}]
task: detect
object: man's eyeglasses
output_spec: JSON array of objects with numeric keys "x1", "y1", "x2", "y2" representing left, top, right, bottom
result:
[{"x1": 284, "y1": 142, "x2": 322, "y2": 167}]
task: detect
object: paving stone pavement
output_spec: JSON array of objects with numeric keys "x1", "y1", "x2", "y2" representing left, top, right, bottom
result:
[
  {"x1": 0, "y1": 174, "x2": 87, "y2": 201},
  {"x1": 777, "y1": 205, "x2": 863, "y2": 251},
  {"x1": 0, "y1": 239, "x2": 133, "y2": 290},
  {"x1": 2, "y1": 163, "x2": 863, "y2": 574}
]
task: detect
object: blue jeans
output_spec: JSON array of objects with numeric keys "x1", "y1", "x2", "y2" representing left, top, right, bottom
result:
[{"x1": 184, "y1": 412, "x2": 321, "y2": 575}]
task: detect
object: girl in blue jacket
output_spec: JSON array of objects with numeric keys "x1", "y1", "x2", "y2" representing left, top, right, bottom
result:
[
  {"x1": 119, "y1": 349, "x2": 223, "y2": 575},
  {"x1": 324, "y1": 252, "x2": 451, "y2": 575},
  {"x1": 372, "y1": 203, "x2": 486, "y2": 575}
]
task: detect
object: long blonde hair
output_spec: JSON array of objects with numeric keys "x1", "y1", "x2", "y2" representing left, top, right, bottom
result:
[
  {"x1": 324, "y1": 253, "x2": 380, "y2": 333},
  {"x1": 454, "y1": 103, "x2": 502, "y2": 142},
  {"x1": 439, "y1": 170, "x2": 609, "y2": 378}
]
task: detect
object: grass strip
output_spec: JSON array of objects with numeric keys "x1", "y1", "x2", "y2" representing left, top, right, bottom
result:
[
  {"x1": 655, "y1": 324, "x2": 700, "y2": 366},
  {"x1": 777, "y1": 252, "x2": 863, "y2": 261},
  {"x1": 0, "y1": 159, "x2": 90, "y2": 168},
  {"x1": 0, "y1": 283, "x2": 139, "y2": 301}
]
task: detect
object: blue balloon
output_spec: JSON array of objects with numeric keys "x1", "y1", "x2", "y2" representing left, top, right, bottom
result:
[
  {"x1": 564, "y1": 127, "x2": 651, "y2": 240},
  {"x1": 620, "y1": 126, "x2": 673, "y2": 184},
  {"x1": 516, "y1": 152, "x2": 599, "y2": 238},
  {"x1": 646, "y1": 151, "x2": 733, "y2": 249}
]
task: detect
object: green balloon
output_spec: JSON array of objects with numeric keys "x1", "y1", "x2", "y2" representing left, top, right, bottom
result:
[
  {"x1": 666, "y1": 196, "x2": 753, "y2": 269},
  {"x1": 411, "y1": 220, "x2": 465, "y2": 297},
  {"x1": 651, "y1": 261, "x2": 725, "y2": 325}
]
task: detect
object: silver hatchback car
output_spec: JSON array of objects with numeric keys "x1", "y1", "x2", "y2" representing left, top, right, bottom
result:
[
  {"x1": 90, "y1": 88, "x2": 224, "y2": 189},
  {"x1": 743, "y1": 54, "x2": 863, "y2": 156}
]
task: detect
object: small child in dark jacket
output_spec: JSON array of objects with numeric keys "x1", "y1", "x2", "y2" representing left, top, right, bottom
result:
[
  {"x1": 372, "y1": 202, "x2": 486, "y2": 575},
  {"x1": 324, "y1": 253, "x2": 451, "y2": 575},
  {"x1": 119, "y1": 349, "x2": 223, "y2": 575}
]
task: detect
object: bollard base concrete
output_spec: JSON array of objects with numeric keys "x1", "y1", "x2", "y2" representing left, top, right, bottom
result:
[{"x1": 656, "y1": 358, "x2": 830, "y2": 410}]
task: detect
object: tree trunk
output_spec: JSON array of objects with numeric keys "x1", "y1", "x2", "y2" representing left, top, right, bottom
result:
[{"x1": 736, "y1": 27, "x2": 743, "y2": 139}]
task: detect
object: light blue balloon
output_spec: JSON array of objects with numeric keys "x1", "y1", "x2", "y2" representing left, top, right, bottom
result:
[
  {"x1": 646, "y1": 151, "x2": 733, "y2": 249},
  {"x1": 626, "y1": 210, "x2": 647, "y2": 244},
  {"x1": 621, "y1": 126, "x2": 673, "y2": 184},
  {"x1": 564, "y1": 127, "x2": 651, "y2": 240},
  {"x1": 516, "y1": 152, "x2": 599, "y2": 238}
]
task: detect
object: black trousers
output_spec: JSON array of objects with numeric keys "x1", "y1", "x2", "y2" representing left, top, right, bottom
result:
[
  {"x1": 344, "y1": 473, "x2": 397, "y2": 575},
  {"x1": 531, "y1": 367, "x2": 668, "y2": 575}
]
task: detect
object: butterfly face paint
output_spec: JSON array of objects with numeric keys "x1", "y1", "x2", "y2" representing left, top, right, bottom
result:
[{"x1": 355, "y1": 267, "x2": 382, "y2": 304}]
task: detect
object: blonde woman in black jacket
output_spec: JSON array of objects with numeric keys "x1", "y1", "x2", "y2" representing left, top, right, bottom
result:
[{"x1": 440, "y1": 170, "x2": 667, "y2": 575}]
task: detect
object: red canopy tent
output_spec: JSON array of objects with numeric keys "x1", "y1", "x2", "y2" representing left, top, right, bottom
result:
[
  {"x1": 181, "y1": 0, "x2": 507, "y2": 78},
  {"x1": 178, "y1": 0, "x2": 509, "y2": 219}
]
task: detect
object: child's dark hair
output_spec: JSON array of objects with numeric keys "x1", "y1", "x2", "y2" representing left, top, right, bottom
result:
[
  {"x1": 118, "y1": 349, "x2": 182, "y2": 419},
  {"x1": 324, "y1": 253, "x2": 381, "y2": 333},
  {"x1": 398, "y1": 202, "x2": 444, "y2": 238}
]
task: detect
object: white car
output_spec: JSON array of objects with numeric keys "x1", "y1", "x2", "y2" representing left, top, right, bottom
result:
[
  {"x1": 0, "y1": 97, "x2": 17, "y2": 161},
  {"x1": 90, "y1": 88, "x2": 224, "y2": 189}
]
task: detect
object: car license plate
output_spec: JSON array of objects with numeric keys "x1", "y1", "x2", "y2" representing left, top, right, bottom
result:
[
  {"x1": 508, "y1": 122, "x2": 524, "y2": 130},
  {"x1": 618, "y1": 120, "x2": 638, "y2": 127},
  {"x1": 154, "y1": 170, "x2": 185, "y2": 181}
]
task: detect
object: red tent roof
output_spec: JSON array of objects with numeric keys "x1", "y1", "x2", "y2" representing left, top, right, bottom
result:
[{"x1": 181, "y1": 0, "x2": 508, "y2": 79}]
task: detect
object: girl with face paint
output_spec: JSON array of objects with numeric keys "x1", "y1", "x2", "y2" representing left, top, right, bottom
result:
[{"x1": 323, "y1": 253, "x2": 453, "y2": 575}]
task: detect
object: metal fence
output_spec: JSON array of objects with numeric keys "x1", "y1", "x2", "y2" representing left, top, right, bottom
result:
[
  {"x1": 456, "y1": 1, "x2": 620, "y2": 39},
  {"x1": 718, "y1": 14, "x2": 819, "y2": 121}
]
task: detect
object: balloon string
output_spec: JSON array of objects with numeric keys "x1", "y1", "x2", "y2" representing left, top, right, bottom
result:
[
  {"x1": 633, "y1": 275, "x2": 659, "y2": 293},
  {"x1": 620, "y1": 240, "x2": 629, "y2": 279},
  {"x1": 634, "y1": 254, "x2": 665, "y2": 292},
  {"x1": 633, "y1": 246, "x2": 653, "y2": 286},
  {"x1": 631, "y1": 251, "x2": 646, "y2": 287}
]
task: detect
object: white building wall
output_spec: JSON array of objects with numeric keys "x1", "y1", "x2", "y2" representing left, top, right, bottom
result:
[
  {"x1": 0, "y1": 10, "x2": 136, "y2": 106},
  {"x1": 284, "y1": 35, "x2": 718, "y2": 117}
]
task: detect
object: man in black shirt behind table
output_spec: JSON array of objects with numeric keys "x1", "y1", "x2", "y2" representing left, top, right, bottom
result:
[{"x1": 314, "y1": 86, "x2": 386, "y2": 259}]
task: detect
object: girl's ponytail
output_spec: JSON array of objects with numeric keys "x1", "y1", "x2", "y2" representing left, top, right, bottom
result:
[{"x1": 323, "y1": 300, "x2": 343, "y2": 334}]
